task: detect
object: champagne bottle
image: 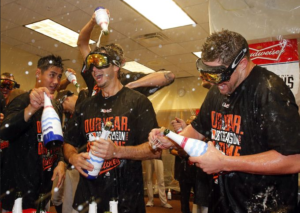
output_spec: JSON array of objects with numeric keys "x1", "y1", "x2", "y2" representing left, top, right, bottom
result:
[
  {"x1": 109, "y1": 200, "x2": 118, "y2": 213},
  {"x1": 41, "y1": 92, "x2": 63, "y2": 149},
  {"x1": 84, "y1": 121, "x2": 113, "y2": 179},
  {"x1": 65, "y1": 70, "x2": 80, "y2": 93},
  {"x1": 36, "y1": 193, "x2": 46, "y2": 213},
  {"x1": 167, "y1": 188, "x2": 172, "y2": 200},
  {"x1": 161, "y1": 127, "x2": 207, "y2": 157},
  {"x1": 88, "y1": 196, "x2": 97, "y2": 213},
  {"x1": 12, "y1": 191, "x2": 22, "y2": 213},
  {"x1": 94, "y1": 6, "x2": 110, "y2": 35}
]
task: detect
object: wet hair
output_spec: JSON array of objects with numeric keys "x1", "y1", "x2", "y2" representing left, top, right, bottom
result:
[
  {"x1": 1, "y1": 72, "x2": 15, "y2": 81},
  {"x1": 93, "y1": 43, "x2": 125, "y2": 79},
  {"x1": 37, "y1": 54, "x2": 64, "y2": 73},
  {"x1": 201, "y1": 30, "x2": 250, "y2": 65}
]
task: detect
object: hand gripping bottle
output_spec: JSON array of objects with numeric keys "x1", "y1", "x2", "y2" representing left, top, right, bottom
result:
[
  {"x1": 88, "y1": 196, "x2": 97, "y2": 213},
  {"x1": 65, "y1": 70, "x2": 80, "y2": 93},
  {"x1": 12, "y1": 191, "x2": 22, "y2": 213},
  {"x1": 161, "y1": 127, "x2": 207, "y2": 157},
  {"x1": 94, "y1": 6, "x2": 110, "y2": 35},
  {"x1": 84, "y1": 121, "x2": 113, "y2": 179},
  {"x1": 41, "y1": 92, "x2": 63, "y2": 149}
]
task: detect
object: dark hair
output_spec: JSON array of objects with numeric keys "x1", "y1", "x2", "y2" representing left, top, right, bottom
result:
[
  {"x1": 93, "y1": 43, "x2": 124, "y2": 79},
  {"x1": 1, "y1": 72, "x2": 15, "y2": 81},
  {"x1": 37, "y1": 54, "x2": 64, "y2": 72},
  {"x1": 201, "y1": 30, "x2": 250, "y2": 65}
]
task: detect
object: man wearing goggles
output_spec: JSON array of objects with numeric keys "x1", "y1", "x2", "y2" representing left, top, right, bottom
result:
[
  {"x1": 196, "y1": 46, "x2": 248, "y2": 85},
  {"x1": 0, "y1": 73, "x2": 20, "y2": 106},
  {"x1": 64, "y1": 42, "x2": 162, "y2": 213},
  {"x1": 149, "y1": 30, "x2": 300, "y2": 212}
]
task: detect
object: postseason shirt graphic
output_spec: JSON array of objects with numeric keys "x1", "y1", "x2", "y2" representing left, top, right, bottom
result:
[
  {"x1": 84, "y1": 116, "x2": 129, "y2": 174},
  {"x1": 210, "y1": 111, "x2": 242, "y2": 157}
]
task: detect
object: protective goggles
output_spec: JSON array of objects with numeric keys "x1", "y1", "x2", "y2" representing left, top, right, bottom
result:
[
  {"x1": 0, "y1": 79, "x2": 20, "y2": 90},
  {"x1": 85, "y1": 52, "x2": 111, "y2": 70},
  {"x1": 196, "y1": 47, "x2": 248, "y2": 84}
]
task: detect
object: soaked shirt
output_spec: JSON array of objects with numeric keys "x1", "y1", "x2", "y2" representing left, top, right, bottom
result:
[
  {"x1": 192, "y1": 66, "x2": 300, "y2": 213},
  {"x1": 64, "y1": 87, "x2": 158, "y2": 213},
  {"x1": 0, "y1": 92, "x2": 63, "y2": 210}
]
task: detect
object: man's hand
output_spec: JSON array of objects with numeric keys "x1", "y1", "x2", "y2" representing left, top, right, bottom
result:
[
  {"x1": 51, "y1": 161, "x2": 66, "y2": 188},
  {"x1": 29, "y1": 87, "x2": 52, "y2": 110},
  {"x1": 90, "y1": 138, "x2": 118, "y2": 160},
  {"x1": 189, "y1": 142, "x2": 226, "y2": 174},
  {"x1": 171, "y1": 117, "x2": 186, "y2": 133},
  {"x1": 148, "y1": 128, "x2": 175, "y2": 150},
  {"x1": 68, "y1": 152, "x2": 93, "y2": 177}
]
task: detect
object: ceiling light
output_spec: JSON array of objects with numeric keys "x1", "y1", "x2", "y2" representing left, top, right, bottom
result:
[
  {"x1": 123, "y1": 0, "x2": 196, "y2": 30},
  {"x1": 193, "y1": 51, "x2": 202, "y2": 58},
  {"x1": 25, "y1": 19, "x2": 95, "y2": 47},
  {"x1": 123, "y1": 61, "x2": 155, "y2": 74}
]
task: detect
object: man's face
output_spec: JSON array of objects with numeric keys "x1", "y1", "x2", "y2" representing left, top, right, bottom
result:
[
  {"x1": 92, "y1": 63, "x2": 116, "y2": 89},
  {"x1": 202, "y1": 60, "x2": 241, "y2": 95},
  {"x1": 38, "y1": 66, "x2": 62, "y2": 94},
  {"x1": 0, "y1": 76, "x2": 14, "y2": 100}
]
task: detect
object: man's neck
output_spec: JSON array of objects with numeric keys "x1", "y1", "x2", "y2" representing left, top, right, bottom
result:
[{"x1": 101, "y1": 81, "x2": 123, "y2": 98}]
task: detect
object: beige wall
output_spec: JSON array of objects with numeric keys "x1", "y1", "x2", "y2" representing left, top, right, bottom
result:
[{"x1": 0, "y1": 42, "x2": 86, "y2": 94}]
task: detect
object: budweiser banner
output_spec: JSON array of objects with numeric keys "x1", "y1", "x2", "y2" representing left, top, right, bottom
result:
[{"x1": 249, "y1": 39, "x2": 299, "y2": 95}]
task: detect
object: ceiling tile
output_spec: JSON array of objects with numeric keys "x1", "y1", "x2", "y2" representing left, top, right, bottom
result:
[
  {"x1": 51, "y1": 9, "x2": 91, "y2": 33},
  {"x1": 65, "y1": 0, "x2": 111, "y2": 11},
  {"x1": 165, "y1": 53, "x2": 198, "y2": 65},
  {"x1": 0, "y1": 34, "x2": 23, "y2": 46},
  {"x1": 178, "y1": 38, "x2": 207, "y2": 52},
  {"x1": 185, "y1": 1, "x2": 209, "y2": 24},
  {"x1": 1, "y1": 2, "x2": 45, "y2": 25},
  {"x1": 15, "y1": 0, "x2": 78, "y2": 18},
  {"x1": 163, "y1": 25, "x2": 208, "y2": 43},
  {"x1": 175, "y1": 0, "x2": 208, "y2": 7},
  {"x1": 1, "y1": 18, "x2": 19, "y2": 32},
  {"x1": 29, "y1": 39, "x2": 76, "y2": 55},
  {"x1": 14, "y1": 43, "x2": 51, "y2": 57},
  {"x1": 110, "y1": 16, "x2": 160, "y2": 39},
  {"x1": 148, "y1": 43, "x2": 190, "y2": 57},
  {"x1": 2, "y1": 26, "x2": 48, "y2": 43}
]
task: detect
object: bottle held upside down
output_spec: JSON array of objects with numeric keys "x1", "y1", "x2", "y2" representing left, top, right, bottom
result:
[{"x1": 41, "y1": 92, "x2": 63, "y2": 149}]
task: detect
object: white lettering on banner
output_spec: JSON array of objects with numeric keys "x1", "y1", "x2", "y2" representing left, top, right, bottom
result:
[{"x1": 249, "y1": 40, "x2": 287, "y2": 61}]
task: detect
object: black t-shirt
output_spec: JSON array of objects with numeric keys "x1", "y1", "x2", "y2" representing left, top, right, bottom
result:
[
  {"x1": 0, "y1": 92, "x2": 63, "y2": 210},
  {"x1": 81, "y1": 64, "x2": 166, "y2": 97},
  {"x1": 64, "y1": 86, "x2": 158, "y2": 213},
  {"x1": 192, "y1": 66, "x2": 300, "y2": 213}
]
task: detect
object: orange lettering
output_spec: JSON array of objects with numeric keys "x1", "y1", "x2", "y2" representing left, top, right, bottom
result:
[
  {"x1": 114, "y1": 117, "x2": 120, "y2": 131},
  {"x1": 37, "y1": 121, "x2": 42, "y2": 133},
  {"x1": 121, "y1": 117, "x2": 127, "y2": 131},
  {"x1": 233, "y1": 115, "x2": 241, "y2": 134},
  {"x1": 85, "y1": 120, "x2": 89, "y2": 133}
]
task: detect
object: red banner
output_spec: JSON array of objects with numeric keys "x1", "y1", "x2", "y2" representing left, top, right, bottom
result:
[{"x1": 249, "y1": 39, "x2": 299, "y2": 65}]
